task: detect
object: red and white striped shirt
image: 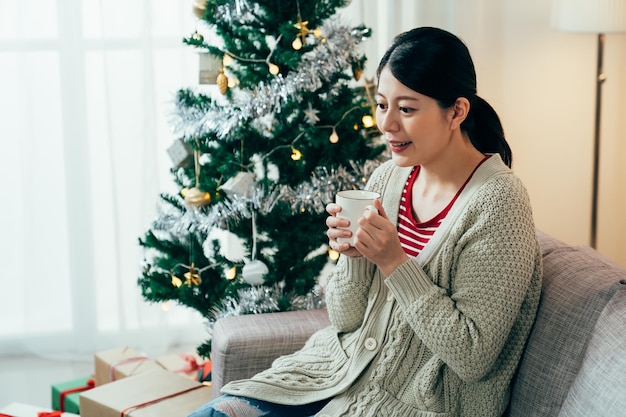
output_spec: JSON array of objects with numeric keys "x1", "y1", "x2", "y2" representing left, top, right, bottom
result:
[{"x1": 398, "y1": 155, "x2": 490, "y2": 257}]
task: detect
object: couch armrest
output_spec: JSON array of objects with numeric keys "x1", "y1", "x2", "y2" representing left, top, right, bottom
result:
[{"x1": 210, "y1": 308, "x2": 330, "y2": 398}]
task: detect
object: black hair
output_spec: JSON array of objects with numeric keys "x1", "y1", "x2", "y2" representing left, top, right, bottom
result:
[{"x1": 376, "y1": 27, "x2": 512, "y2": 167}]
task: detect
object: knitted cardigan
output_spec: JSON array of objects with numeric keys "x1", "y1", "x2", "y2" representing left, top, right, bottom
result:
[{"x1": 222, "y1": 155, "x2": 543, "y2": 417}]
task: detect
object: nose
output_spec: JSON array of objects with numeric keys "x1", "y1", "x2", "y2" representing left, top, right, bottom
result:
[{"x1": 377, "y1": 109, "x2": 398, "y2": 135}]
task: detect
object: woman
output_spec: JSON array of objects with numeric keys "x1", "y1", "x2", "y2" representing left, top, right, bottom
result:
[{"x1": 189, "y1": 26, "x2": 542, "y2": 417}]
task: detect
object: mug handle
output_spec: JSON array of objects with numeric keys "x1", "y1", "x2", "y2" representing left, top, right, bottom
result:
[{"x1": 364, "y1": 205, "x2": 378, "y2": 215}]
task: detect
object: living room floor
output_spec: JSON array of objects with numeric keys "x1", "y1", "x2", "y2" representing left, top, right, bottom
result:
[
  {"x1": 0, "y1": 353, "x2": 93, "y2": 411},
  {"x1": 0, "y1": 343, "x2": 198, "y2": 412}
]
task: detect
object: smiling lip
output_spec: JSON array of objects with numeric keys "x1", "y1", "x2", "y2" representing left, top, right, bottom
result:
[{"x1": 388, "y1": 141, "x2": 412, "y2": 152}]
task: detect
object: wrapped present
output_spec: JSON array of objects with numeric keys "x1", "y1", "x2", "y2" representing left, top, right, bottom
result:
[
  {"x1": 51, "y1": 376, "x2": 95, "y2": 413},
  {"x1": 155, "y1": 352, "x2": 211, "y2": 382},
  {"x1": 79, "y1": 369, "x2": 212, "y2": 417},
  {"x1": 0, "y1": 402, "x2": 79, "y2": 417},
  {"x1": 94, "y1": 346, "x2": 162, "y2": 386}
]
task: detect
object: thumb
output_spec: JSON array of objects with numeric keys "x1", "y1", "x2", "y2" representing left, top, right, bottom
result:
[{"x1": 372, "y1": 198, "x2": 388, "y2": 220}]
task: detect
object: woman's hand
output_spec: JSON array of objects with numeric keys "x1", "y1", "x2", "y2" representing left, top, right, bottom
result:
[
  {"x1": 353, "y1": 199, "x2": 409, "y2": 277},
  {"x1": 326, "y1": 202, "x2": 363, "y2": 258}
]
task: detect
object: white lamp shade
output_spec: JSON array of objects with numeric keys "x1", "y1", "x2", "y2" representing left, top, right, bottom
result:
[{"x1": 552, "y1": 0, "x2": 626, "y2": 32}]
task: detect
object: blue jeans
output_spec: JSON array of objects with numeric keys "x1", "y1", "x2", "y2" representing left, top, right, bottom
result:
[{"x1": 188, "y1": 394, "x2": 330, "y2": 417}]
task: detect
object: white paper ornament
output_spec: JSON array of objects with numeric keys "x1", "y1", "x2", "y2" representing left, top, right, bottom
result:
[
  {"x1": 219, "y1": 172, "x2": 256, "y2": 198},
  {"x1": 166, "y1": 138, "x2": 193, "y2": 168},
  {"x1": 242, "y1": 260, "x2": 268, "y2": 285}
]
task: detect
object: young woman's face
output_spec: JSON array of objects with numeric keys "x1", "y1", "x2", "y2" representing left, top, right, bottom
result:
[{"x1": 375, "y1": 67, "x2": 453, "y2": 168}]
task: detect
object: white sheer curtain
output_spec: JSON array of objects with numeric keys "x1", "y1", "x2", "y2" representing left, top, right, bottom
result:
[
  {"x1": 341, "y1": 0, "x2": 503, "y2": 80},
  {"x1": 0, "y1": 0, "x2": 209, "y2": 359}
]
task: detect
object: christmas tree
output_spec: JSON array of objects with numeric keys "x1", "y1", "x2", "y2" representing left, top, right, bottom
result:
[{"x1": 138, "y1": 0, "x2": 386, "y2": 358}]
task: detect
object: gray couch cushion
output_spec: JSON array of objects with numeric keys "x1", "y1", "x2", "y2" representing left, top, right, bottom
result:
[
  {"x1": 506, "y1": 232, "x2": 626, "y2": 417},
  {"x1": 557, "y1": 286, "x2": 626, "y2": 417}
]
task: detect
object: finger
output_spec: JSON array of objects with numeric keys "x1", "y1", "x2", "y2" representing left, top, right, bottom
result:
[
  {"x1": 326, "y1": 202, "x2": 342, "y2": 215},
  {"x1": 326, "y1": 215, "x2": 350, "y2": 229},
  {"x1": 372, "y1": 199, "x2": 389, "y2": 220}
]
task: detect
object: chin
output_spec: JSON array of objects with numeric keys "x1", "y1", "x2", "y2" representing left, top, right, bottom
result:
[{"x1": 390, "y1": 154, "x2": 416, "y2": 168}]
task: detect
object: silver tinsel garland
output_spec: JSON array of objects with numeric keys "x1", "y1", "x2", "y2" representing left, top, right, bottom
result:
[
  {"x1": 152, "y1": 159, "x2": 381, "y2": 238},
  {"x1": 171, "y1": 17, "x2": 371, "y2": 141}
]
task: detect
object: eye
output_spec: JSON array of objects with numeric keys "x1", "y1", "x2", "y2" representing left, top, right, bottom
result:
[
  {"x1": 376, "y1": 102, "x2": 388, "y2": 111},
  {"x1": 399, "y1": 106, "x2": 414, "y2": 114}
]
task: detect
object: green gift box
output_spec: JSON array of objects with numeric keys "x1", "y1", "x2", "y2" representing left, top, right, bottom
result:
[{"x1": 51, "y1": 376, "x2": 95, "y2": 413}]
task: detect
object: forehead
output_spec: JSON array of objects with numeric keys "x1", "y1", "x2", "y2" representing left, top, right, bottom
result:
[{"x1": 376, "y1": 68, "x2": 423, "y2": 100}]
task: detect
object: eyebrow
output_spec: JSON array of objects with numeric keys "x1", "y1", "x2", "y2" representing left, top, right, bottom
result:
[{"x1": 375, "y1": 92, "x2": 420, "y2": 102}]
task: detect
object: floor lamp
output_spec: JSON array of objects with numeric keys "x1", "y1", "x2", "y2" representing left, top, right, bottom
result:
[{"x1": 551, "y1": 0, "x2": 626, "y2": 249}]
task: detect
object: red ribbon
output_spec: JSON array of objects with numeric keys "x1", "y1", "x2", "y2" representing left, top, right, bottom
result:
[
  {"x1": 120, "y1": 384, "x2": 205, "y2": 416},
  {"x1": 172, "y1": 354, "x2": 203, "y2": 374},
  {"x1": 1, "y1": 411, "x2": 63, "y2": 417},
  {"x1": 109, "y1": 356, "x2": 148, "y2": 382},
  {"x1": 58, "y1": 378, "x2": 95, "y2": 411}
]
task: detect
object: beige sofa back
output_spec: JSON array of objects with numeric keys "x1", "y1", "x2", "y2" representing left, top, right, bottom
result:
[{"x1": 506, "y1": 231, "x2": 626, "y2": 417}]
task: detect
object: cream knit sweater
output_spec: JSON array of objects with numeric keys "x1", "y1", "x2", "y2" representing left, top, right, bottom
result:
[{"x1": 222, "y1": 155, "x2": 543, "y2": 417}]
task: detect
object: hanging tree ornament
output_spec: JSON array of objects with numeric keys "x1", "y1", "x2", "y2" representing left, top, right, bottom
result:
[
  {"x1": 184, "y1": 148, "x2": 211, "y2": 207},
  {"x1": 242, "y1": 260, "x2": 268, "y2": 286},
  {"x1": 219, "y1": 171, "x2": 256, "y2": 198},
  {"x1": 292, "y1": 15, "x2": 310, "y2": 50},
  {"x1": 170, "y1": 232, "x2": 218, "y2": 288},
  {"x1": 192, "y1": 0, "x2": 207, "y2": 19},
  {"x1": 241, "y1": 212, "x2": 269, "y2": 286},
  {"x1": 183, "y1": 263, "x2": 201, "y2": 286},
  {"x1": 351, "y1": 58, "x2": 365, "y2": 81},
  {"x1": 171, "y1": 262, "x2": 215, "y2": 288},
  {"x1": 216, "y1": 67, "x2": 229, "y2": 95},
  {"x1": 292, "y1": 0, "x2": 309, "y2": 50},
  {"x1": 190, "y1": 30, "x2": 204, "y2": 43},
  {"x1": 304, "y1": 102, "x2": 320, "y2": 125},
  {"x1": 167, "y1": 138, "x2": 194, "y2": 168}
]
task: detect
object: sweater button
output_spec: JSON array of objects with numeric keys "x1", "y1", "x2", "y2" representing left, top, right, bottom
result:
[{"x1": 364, "y1": 337, "x2": 377, "y2": 351}]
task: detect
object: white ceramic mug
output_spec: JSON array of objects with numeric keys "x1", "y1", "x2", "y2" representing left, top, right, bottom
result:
[{"x1": 335, "y1": 190, "x2": 380, "y2": 246}]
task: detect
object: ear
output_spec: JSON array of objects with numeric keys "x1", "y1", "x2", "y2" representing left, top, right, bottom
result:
[{"x1": 449, "y1": 97, "x2": 470, "y2": 130}]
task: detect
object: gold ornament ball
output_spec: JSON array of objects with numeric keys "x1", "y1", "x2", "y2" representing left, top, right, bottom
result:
[
  {"x1": 184, "y1": 187, "x2": 211, "y2": 207},
  {"x1": 192, "y1": 0, "x2": 207, "y2": 18},
  {"x1": 191, "y1": 31, "x2": 204, "y2": 43}
]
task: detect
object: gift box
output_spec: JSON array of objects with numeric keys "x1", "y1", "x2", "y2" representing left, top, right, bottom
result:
[
  {"x1": 51, "y1": 376, "x2": 95, "y2": 413},
  {"x1": 79, "y1": 369, "x2": 212, "y2": 417},
  {"x1": 0, "y1": 402, "x2": 79, "y2": 417},
  {"x1": 155, "y1": 352, "x2": 211, "y2": 382},
  {"x1": 94, "y1": 346, "x2": 162, "y2": 386}
]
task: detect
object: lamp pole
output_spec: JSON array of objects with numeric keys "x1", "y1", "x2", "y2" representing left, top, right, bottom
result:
[{"x1": 590, "y1": 33, "x2": 606, "y2": 249}]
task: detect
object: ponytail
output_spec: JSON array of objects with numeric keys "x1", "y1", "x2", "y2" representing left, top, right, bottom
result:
[{"x1": 464, "y1": 96, "x2": 512, "y2": 168}]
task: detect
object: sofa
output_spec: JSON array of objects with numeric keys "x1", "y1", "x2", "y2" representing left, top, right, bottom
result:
[{"x1": 210, "y1": 231, "x2": 626, "y2": 416}]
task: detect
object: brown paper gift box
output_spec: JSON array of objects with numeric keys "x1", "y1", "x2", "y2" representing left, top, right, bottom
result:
[
  {"x1": 94, "y1": 346, "x2": 162, "y2": 386},
  {"x1": 79, "y1": 369, "x2": 212, "y2": 417}
]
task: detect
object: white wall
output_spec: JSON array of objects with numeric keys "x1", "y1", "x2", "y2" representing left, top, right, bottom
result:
[{"x1": 341, "y1": 0, "x2": 626, "y2": 267}]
